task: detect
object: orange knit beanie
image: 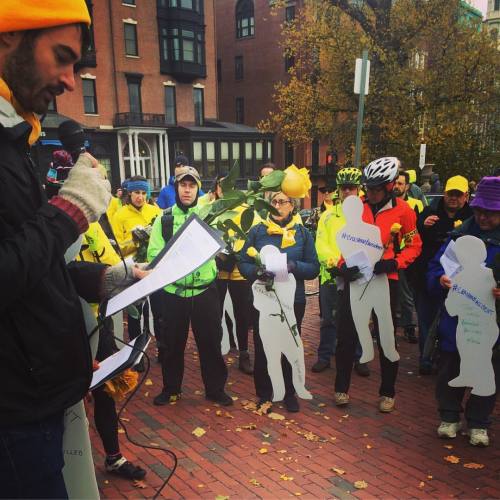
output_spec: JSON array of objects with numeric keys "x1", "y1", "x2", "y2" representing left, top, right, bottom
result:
[{"x1": 0, "y1": 0, "x2": 91, "y2": 33}]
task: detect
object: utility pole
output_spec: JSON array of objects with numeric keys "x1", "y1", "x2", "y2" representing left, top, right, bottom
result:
[{"x1": 354, "y1": 49, "x2": 369, "y2": 168}]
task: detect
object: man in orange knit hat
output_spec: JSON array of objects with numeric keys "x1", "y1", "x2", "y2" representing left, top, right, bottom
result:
[{"x1": 0, "y1": 2, "x2": 134, "y2": 497}]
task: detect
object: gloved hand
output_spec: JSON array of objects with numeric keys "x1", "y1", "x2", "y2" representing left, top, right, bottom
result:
[
  {"x1": 101, "y1": 262, "x2": 149, "y2": 298},
  {"x1": 329, "y1": 263, "x2": 361, "y2": 282},
  {"x1": 373, "y1": 258, "x2": 398, "y2": 275},
  {"x1": 56, "y1": 153, "x2": 111, "y2": 227},
  {"x1": 132, "y1": 225, "x2": 152, "y2": 244},
  {"x1": 287, "y1": 260, "x2": 296, "y2": 273},
  {"x1": 256, "y1": 267, "x2": 275, "y2": 282}
]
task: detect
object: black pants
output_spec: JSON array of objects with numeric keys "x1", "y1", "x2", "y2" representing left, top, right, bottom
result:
[
  {"x1": 436, "y1": 350, "x2": 500, "y2": 429},
  {"x1": 217, "y1": 279, "x2": 251, "y2": 352},
  {"x1": 92, "y1": 317, "x2": 119, "y2": 456},
  {"x1": 253, "y1": 302, "x2": 306, "y2": 401},
  {"x1": 149, "y1": 289, "x2": 168, "y2": 356},
  {"x1": 158, "y1": 284, "x2": 228, "y2": 395},
  {"x1": 335, "y1": 280, "x2": 399, "y2": 398}
]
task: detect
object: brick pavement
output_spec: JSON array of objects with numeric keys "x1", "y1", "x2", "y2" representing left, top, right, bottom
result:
[{"x1": 89, "y1": 288, "x2": 499, "y2": 499}]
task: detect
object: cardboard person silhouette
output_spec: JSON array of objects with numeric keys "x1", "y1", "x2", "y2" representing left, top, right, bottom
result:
[
  {"x1": 252, "y1": 245, "x2": 312, "y2": 401},
  {"x1": 336, "y1": 196, "x2": 399, "y2": 363},
  {"x1": 445, "y1": 235, "x2": 498, "y2": 396},
  {"x1": 221, "y1": 290, "x2": 238, "y2": 355}
]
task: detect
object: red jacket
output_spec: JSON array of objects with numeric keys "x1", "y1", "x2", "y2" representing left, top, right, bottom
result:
[{"x1": 361, "y1": 197, "x2": 422, "y2": 280}]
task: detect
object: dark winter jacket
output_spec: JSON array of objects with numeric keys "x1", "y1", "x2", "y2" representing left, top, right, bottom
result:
[
  {"x1": 407, "y1": 197, "x2": 472, "y2": 291},
  {"x1": 426, "y1": 217, "x2": 500, "y2": 352},
  {"x1": 238, "y1": 220, "x2": 319, "y2": 304},
  {"x1": 0, "y1": 98, "x2": 104, "y2": 427}
]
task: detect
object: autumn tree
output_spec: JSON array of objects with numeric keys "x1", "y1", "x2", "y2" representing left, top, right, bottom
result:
[{"x1": 260, "y1": 0, "x2": 500, "y2": 180}]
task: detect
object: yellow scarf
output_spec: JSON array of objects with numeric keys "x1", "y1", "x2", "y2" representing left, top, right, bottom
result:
[
  {"x1": 264, "y1": 216, "x2": 297, "y2": 249},
  {"x1": 0, "y1": 78, "x2": 41, "y2": 145}
]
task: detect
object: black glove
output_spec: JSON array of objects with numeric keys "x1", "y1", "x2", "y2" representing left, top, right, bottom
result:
[
  {"x1": 287, "y1": 260, "x2": 296, "y2": 273},
  {"x1": 329, "y1": 263, "x2": 361, "y2": 282},
  {"x1": 131, "y1": 225, "x2": 152, "y2": 244},
  {"x1": 373, "y1": 258, "x2": 398, "y2": 275},
  {"x1": 256, "y1": 268, "x2": 275, "y2": 282}
]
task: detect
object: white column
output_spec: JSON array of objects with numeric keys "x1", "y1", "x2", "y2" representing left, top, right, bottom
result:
[
  {"x1": 117, "y1": 133, "x2": 125, "y2": 183},
  {"x1": 134, "y1": 131, "x2": 140, "y2": 176},
  {"x1": 127, "y1": 132, "x2": 135, "y2": 176},
  {"x1": 164, "y1": 131, "x2": 171, "y2": 180},
  {"x1": 158, "y1": 133, "x2": 165, "y2": 187}
]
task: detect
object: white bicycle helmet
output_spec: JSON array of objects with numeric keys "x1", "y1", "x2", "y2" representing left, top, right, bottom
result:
[{"x1": 362, "y1": 157, "x2": 400, "y2": 187}]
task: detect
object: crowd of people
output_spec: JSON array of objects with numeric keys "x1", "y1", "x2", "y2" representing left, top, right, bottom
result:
[{"x1": 0, "y1": 1, "x2": 498, "y2": 498}]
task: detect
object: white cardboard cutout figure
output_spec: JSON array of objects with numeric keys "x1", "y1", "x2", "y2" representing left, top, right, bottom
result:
[
  {"x1": 445, "y1": 235, "x2": 498, "y2": 396},
  {"x1": 221, "y1": 289, "x2": 238, "y2": 355},
  {"x1": 252, "y1": 245, "x2": 312, "y2": 401},
  {"x1": 336, "y1": 196, "x2": 399, "y2": 363}
]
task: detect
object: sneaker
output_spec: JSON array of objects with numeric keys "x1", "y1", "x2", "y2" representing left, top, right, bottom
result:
[
  {"x1": 469, "y1": 428, "x2": 489, "y2": 447},
  {"x1": 437, "y1": 421, "x2": 462, "y2": 438},
  {"x1": 354, "y1": 362, "x2": 370, "y2": 377},
  {"x1": 206, "y1": 391, "x2": 233, "y2": 406},
  {"x1": 404, "y1": 327, "x2": 418, "y2": 344},
  {"x1": 312, "y1": 359, "x2": 330, "y2": 373},
  {"x1": 153, "y1": 391, "x2": 181, "y2": 406},
  {"x1": 284, "y1": 394, "x2": 300, "y2": 413},
  {"x1": 239, "y1": 351, "x2": 253, "y2": 375},
  {"x1": 334, "y1": 392, "x2": 349, "y2": 406},
  {"x1": 257, "y1": 398, "x2": 273, "y2": 414},
  {"x1": 379, "y1": 396, "x2": 395, "y2": 413},
  {"x1": 105, "y1": 456, "x2": 146, "y2": 480}
]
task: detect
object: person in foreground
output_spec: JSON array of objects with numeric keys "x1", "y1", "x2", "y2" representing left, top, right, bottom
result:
[
  {"x1": 239, "y1": 191, "x2": 320, "y2": 413},
  {"x1": 0, "y1": 2, "x2": 145, "y2": 497},
  {"x1": 427, "y1": 176, "x2": 500, "y2": 447}
]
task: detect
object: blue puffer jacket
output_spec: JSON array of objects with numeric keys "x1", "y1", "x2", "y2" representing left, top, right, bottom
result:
[
  {"x1": 238, "y1": 221, "x2": 320, "y2": 304},
  {"x1": 427, "y1": 217, "x2": 500, "y2": 352}
]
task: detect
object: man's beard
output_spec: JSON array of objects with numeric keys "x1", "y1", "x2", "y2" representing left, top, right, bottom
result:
[
  {"x1": 3, "y1": 35, "x2": 61, "y2": 114},
  {"x1": 393, "y1": 189, "x2": 404, "y2": 198}
]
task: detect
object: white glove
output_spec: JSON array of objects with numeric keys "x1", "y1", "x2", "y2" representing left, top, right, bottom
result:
[{"x1": 58, "y1": 153, "x2": 112, "y2": 224}]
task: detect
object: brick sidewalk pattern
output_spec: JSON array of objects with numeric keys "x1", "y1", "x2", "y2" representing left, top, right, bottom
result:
[{"x1": 89, "y1": 287, "x2": 499, "y2": 499}]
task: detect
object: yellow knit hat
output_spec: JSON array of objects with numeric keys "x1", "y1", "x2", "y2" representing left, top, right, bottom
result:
[{"x1": 0, "y1": 0, "x2": 91, "y2": 33}]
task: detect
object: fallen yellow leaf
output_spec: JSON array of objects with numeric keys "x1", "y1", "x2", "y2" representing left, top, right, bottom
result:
[
  {"x1": 215, "y1": 496, "x2": 229, "y2": 500},
  {"x1": 249, "y1": 478, "x2": 261, "y2": 487},
  {"x1": 354, "y1": 480, "x2": 368, "y2": 489},
  {"x1": 280, "y1": 474, "x2": 294, "y2": 481},
  {"x1": 241, "y1": 423, "x2": 257, "y2": 430},
  {"x1": 427, "y1": 475, "x2": 433, "y2": 480},
  {"x1": 366, "y1": 444, "x2": 373, "y2": 449},
  {"x1": 118, "y1": 428, "x2": 125, "y2": 434},
  {"x1": 277, "y1": 449, "x2": 287, "y2": 454},
  {"x1": 197, "y1": 484, "x2": 205, "y2": 488},
  {"x1": 133, "y1": 480, "x2": 147, "y2": 489},
  {"x1": 262, "y1": 441, "x2": 271, "y2": 446},
  {"x1": 268, "y1": 412, "x2": 285, "y2": 420},
  {"x1": 331, "y1": 467, "x2": 345, "y2": 475},
  {"x1": 362, "y1": 433, "x2": 368, "y2": 437},
  {"x1": 144, "y1": 392, "x2": 149, "y2": 397},
  {"x1": 303, "y1": 431, "x2": 319, "y2": 442},
  {"x1": 259, "y1": 448, "x2": 268, "y2": 454},
  {"x1": 318, "y1": 403, "x2": 326, "y2": 407},
  {"x1": 231, "y1": 396, "x2": 239, "y2": 401},
  {"x1": 463, "y1": 463, "x2": 485, "y2": 469},
  {"x1": 444, "y1": 455, "x2": 460, "y2": 464},
  {"x1": 145, "y1": 378, "x2": 153, "y2": 386},
  {"x1": 192, "y1": 427, "x2": 206, "y2": 438},
  {"x1": 419, "y1": 482, "x2": 425, "y2": 488},
  {"x1": 294, "y1": 493, "x2": 302, "y2": 496},
  {"x1": 443, "y1": 444, "x2": 453, "y2": 449}
]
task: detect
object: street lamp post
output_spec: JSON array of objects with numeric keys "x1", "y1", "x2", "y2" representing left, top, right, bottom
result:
[{"x1": 354, "y1": 49, "x2": 370, "y2": 168}]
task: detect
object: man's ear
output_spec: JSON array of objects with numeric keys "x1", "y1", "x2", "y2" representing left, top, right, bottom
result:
[{"x1": 0, "y1": 31, "x2": 23, "y2": 50}]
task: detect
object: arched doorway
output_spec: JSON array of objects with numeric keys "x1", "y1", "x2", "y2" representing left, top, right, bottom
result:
[{"x1": 123, "y1": 138, "x2": 152, "y2": 180}]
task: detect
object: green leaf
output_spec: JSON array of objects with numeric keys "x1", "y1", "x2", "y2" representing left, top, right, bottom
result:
[
  {"x1": 224, "y1": 219, "x2": 247, "y2": 240},
  {"x1": 126, "y1": 305, "x2": 140, "y2": 320},
  {"x1": 259, "y1": 170, "x2": 285, "y2": 189},
  {"x1": 220, "y1": 163, "x2": 240, "y2": 192},
  {"x1": 198, "y1": 203, "x2": 213, "y2": 221},
  {"x1": 221, "y1": 189, "x2": 246, "y2": 202},
  {"x1": 248, "y1": 180, "x2": 262, "y2": 192},
  {"x1": 240, "y1": 207, "x2": 255, "y2": 233},
  {"x1": 255, "y1": 197, "x2": 280, "y2": 216}
]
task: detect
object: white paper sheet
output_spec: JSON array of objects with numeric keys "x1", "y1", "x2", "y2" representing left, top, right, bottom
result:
[
  {"x1": 440, "y1": 239, "x2": 462, "y2": 279},
  {"x1": 105, "y1": 216, "x2": 224, "y2": 317},
  {"x1": 90, "y1": 336, "x2": 151, "y2": 390},
  {"x1": 265, "y1": 251, "x2": 288, "y2": 282},
  {"x1": 345, "y1": 249, "x2": 373, "y2": 284}
]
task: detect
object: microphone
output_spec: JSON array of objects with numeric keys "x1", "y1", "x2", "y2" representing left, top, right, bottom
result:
[{"x1": 58, "y1": 119, "x2": 87, "y2": 162}]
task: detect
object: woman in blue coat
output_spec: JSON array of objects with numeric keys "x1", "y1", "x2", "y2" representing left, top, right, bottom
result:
[
  {"x1": 427, "y1": 177, "x2": 500, "y2": 447},
  {"x1": 239, "y1": 191, "x2": 320, "y2": 413}
]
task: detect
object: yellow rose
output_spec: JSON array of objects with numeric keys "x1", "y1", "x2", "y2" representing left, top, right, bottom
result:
[
  {"x1": 454, "y1": 219, "x2": 462, "y2": 228},
  {"x1": 281, "y1": 164, "x2": 312, "y2": 199},
  {"x1": 246, "y1": 246, "x2": 258, "y2": 259},
  {"x1": 390, "y1": 223, "x2": 402, "y2": 234},
  {"x1": 233, "y1": 239, "x2": 245, "y2": 252}
]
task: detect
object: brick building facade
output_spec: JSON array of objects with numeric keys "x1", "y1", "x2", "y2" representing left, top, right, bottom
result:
[{"x1": 34, "y1": 0, "x2": 272, "y2": 191}]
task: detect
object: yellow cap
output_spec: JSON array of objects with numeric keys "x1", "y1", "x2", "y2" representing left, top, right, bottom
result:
[
  {"x1": 445, "y1": 175, "x2": 468, "y2": 193},
  {"x1": 406, "y1": 170, "x2": 417, "y2": 184},
  {"x1": 0, "y1": 1, "x2": 91, "y2": 33}
]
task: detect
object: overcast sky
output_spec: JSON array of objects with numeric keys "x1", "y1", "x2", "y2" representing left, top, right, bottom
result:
[{"x1": 471, "y1": 0, "x2": 487, "y2": 15}]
